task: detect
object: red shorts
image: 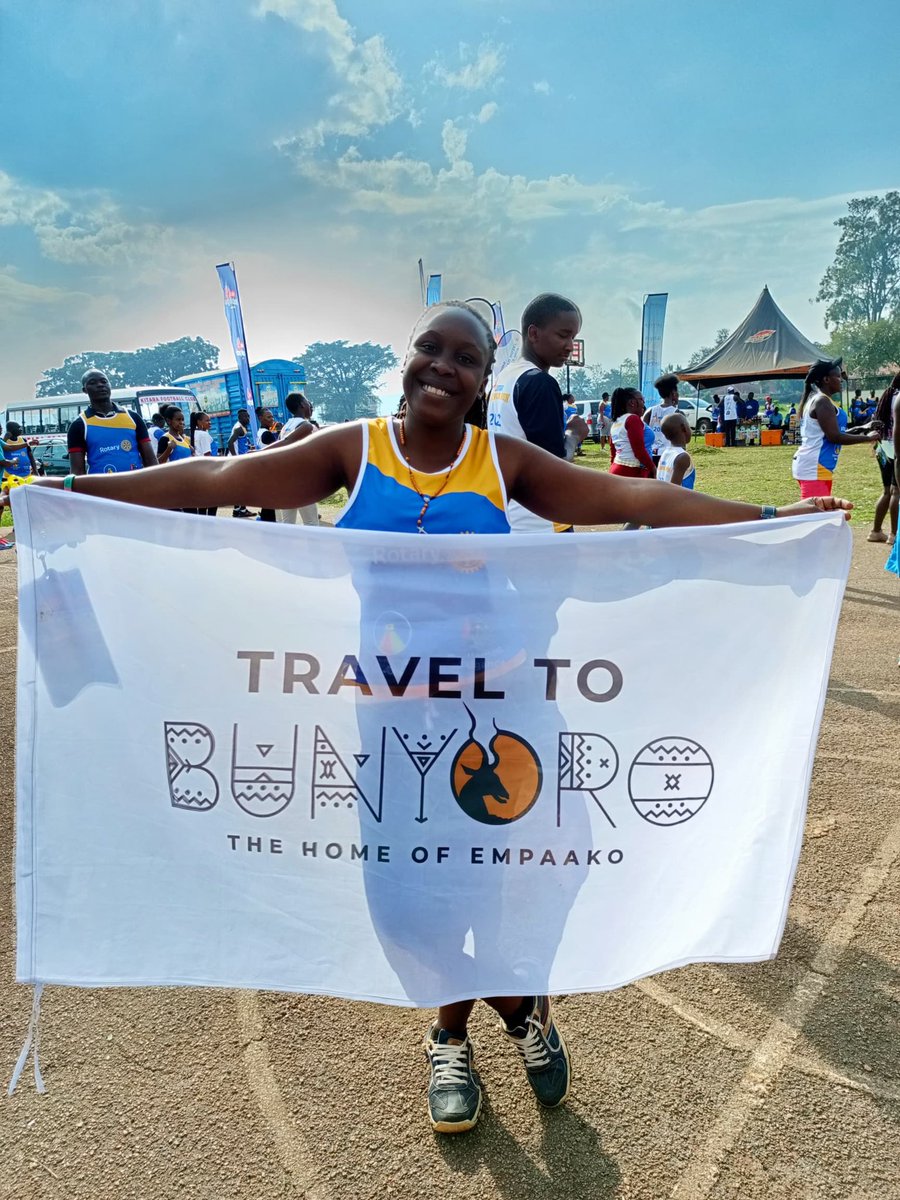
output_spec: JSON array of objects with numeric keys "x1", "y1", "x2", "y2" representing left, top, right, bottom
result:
[
  {"x1": 798, "y1": 479, "x2": 833, "y2": 499},
  {"x1": 609, "y1": 463, "x2": 650, "y2": 478}
]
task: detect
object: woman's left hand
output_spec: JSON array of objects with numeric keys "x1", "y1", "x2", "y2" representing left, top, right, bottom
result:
[{"x1": 776, "y1": 496, "x2": 853, "y2": 521}]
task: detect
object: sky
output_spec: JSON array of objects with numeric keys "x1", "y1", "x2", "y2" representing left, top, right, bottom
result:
[{"x1": 2, "y1": 0, "x2": 899, "y2": 404}]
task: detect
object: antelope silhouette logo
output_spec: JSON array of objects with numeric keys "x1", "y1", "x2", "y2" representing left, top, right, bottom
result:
[{"x1": 450, "y1": 705, "x2": 543, "y2": 826}]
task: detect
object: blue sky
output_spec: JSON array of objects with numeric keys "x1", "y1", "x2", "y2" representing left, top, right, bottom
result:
[{"x1": 1, "y1": 0, "x2": 898, "y2": 402}]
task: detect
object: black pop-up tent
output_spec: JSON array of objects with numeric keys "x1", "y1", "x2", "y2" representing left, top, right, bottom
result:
[{"x1": 679, "y1": 286, "x2": 824, "y2": 390}]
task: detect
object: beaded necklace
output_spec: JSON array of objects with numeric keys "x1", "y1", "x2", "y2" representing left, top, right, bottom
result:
[{"x1": 396, "y1": 417, "x2": 467, "y2": 533}]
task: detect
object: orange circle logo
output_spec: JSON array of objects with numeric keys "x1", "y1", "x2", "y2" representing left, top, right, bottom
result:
[{"x1": 450, "y1": 706, "x2": 542, "y2": 825}]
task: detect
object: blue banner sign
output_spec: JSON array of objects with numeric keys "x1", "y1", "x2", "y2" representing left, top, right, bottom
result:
[
  {"x1": 639, "y1": 293, "x2": 668, "y2": 404},
  {"x1": 216, "y1": 263, "x2": 259, "y2": 438},
  {"x1": 426, "y1": 274, "x2": 442, "y2": 306}
]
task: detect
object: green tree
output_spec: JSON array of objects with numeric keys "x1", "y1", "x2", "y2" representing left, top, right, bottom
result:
[
  {"x1": 824, "y1": 317, "x2": 900, "y2": 379},
  {"x1": 552, "y1": 360, "x2": 639, "y2": 398},
  {"x1": 816, "y1": 192, "x2": 900, "y2": 327},
  {"x1": 297, "y1": 341, "x2": 398, "y2": 423},
  {"x1": 551, "y1": 365, "x2": 603, "y2": 399},
  {"x1": 603, "y1": 357, "x2": 640, "y2": 392},
  {"x1": 36, "y1": 337, "x2": 220, "y2": 396}
]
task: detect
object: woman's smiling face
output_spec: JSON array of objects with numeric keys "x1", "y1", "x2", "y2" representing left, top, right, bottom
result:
[{"x1": 402, "y1": 308, "x2": 492, "y2": 424}]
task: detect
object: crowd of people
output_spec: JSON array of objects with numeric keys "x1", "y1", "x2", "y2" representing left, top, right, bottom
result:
[
  {"x1": 558, "y1": 362, "x2": 895, "y2": 545},
  {"x1": 2, "y1": 294, "x2": 870, "y2": 1136}
]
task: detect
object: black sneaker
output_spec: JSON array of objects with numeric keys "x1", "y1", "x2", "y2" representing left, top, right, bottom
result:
[
  {"x1": 501, "y1": 996, "x2": 571, "y2": 1107},
  {"x1": 424, "y1": 1025, "x2": 482, "y2": 1134}
]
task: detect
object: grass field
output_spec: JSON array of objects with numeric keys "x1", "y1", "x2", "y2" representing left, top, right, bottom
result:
[
  {"x1": 2, "y1": 436, "x2": 887, "y2": 529},
  {"x1": 573, "y1": 437, "x2": 886, "y2": 526}
]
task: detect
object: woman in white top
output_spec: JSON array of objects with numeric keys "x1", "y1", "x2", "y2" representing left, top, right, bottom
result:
[
  {"x1": 868, "y1": 370, "x2": 900, "y2": 544},
  {"x1": 791, "y1": 358, "x2": 880, "y2": 500},
  {"x1": 189, "y1": 411, "x2": 217, "y2": 516},
  {"x1": 274, "y1": 392, "x2": 320, "y2": 526}
]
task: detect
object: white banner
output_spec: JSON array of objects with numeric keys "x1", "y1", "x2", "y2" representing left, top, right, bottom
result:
[{"x1": 13, "y1": 489, "x2": 850, "y2": 1006}]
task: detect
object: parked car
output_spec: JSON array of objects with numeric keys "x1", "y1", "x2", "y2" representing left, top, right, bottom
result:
[
  {"x1": 582, "y1": 401, "x2": 609, "y2": 443},
  {"x1": 30, "y1": 440, "x2": 70, "y2": 476},
  {"x1": 677, "y1": 398, "x2": 715, "y2": 434}
]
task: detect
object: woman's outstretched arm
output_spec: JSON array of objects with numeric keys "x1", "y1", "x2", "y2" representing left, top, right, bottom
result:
[
  {"x1": 9, "y1": 425, "x2": 360, "y2": 513},
  {"x1": 498, "y1": 436, "x2": 852, "y2": 527}
]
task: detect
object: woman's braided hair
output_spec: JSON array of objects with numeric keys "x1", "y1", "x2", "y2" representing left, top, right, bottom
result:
[{"x1": 610, "y1": 387, "x2": 641, "y2": 421}]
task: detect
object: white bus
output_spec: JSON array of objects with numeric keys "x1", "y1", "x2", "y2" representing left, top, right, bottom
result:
[{"x1": 4, "y1": 386, "x2": 199, "y2": 443}]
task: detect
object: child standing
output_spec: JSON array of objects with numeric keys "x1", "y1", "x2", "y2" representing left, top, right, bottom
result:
[{"x1": 657, "y1": 412, "x2": 696, "y2": 489}]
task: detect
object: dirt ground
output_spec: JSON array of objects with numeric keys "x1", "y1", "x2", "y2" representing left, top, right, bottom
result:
[{"x1": 0, "y1": 527, "x2": 897, "y2": 1200}]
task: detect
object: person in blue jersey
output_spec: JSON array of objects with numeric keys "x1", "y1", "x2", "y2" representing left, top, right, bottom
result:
[
  {"x1": 157, "y1": 408, "x2": 196, "y2": 514},
  {"x1": 0, "y1": 420, "x2": 39, "y2": 548},
  {"x1": 66, "y1": 370, "x2": 155, "y2": 475},
  {"x1": 147, "y1": 412, "x2": 167, "y2": 459},
  {"x1": 156, "y1": 407, "x2": 193, "y2": 465},
  {"x1": 1, "y1": 421, "x2": 38, "y2": 488},
  {"x1": 710, "y1": 395, "x2": 722, "y2": 432},
  {"x1": 226, "y1": 408, "x2": 255, "y2": 518},
  {"x1": 18, "y1": 302, "x2": 855, "y2": 1137},
  {"x1": 254, "y1": 409, "x2": 279, "y2": 523},
  {"x1": 226, "y1": 408, "x2": 252, "y2": 457},
  {"x1": 657, "y1": 413, "x2": 696, "y2": 489}
]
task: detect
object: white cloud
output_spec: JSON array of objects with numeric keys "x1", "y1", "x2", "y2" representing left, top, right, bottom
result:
[
  {"x1": 0, "y1": 171, "x2": 174, "y2": 267},
  {"x1": 441, "y1": 119, "x2": 468, "y2": 166},
  {"x1": 0, "y1": 268, "x2": 74, "y2": 315},
  {"x1": 475, "y1": 101, "x2": 498, "y2": 124},
  {"x1": 291, "y1": 140, "x2": 625, "y2": 225},
  {"x1": 427, "y1": 41, "x2": 504, "y2": 90},
  {"x1": 283, "y1": 122, "x2": 873, "y2": 365},
  {"x1": 257, "y1": 0, "x2": 404, "y2": 146},
  {"x1": 533, "y1": 80, "x2": 552, "y2": 95},
  {"x1": 284, "y1": 113, "x2": 625, "y2": 231}
]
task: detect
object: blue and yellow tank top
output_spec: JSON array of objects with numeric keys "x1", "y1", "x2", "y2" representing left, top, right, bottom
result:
[
  {"x1": 162, "y1": 432, "x2": 192, "y2": 462},
  {"x1": 2, "y1": 438, "x2": 33, "y2": 479},
  {"x1": 336, "y1": 418, "x2": 510, "y2": 534},
  {"x1": 83, "y1": 407, "x2": 142, "y2": 473}
]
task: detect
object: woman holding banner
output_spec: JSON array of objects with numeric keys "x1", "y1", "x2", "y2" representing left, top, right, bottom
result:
[{"x1": 7, "y1": 301, "x2": 853, "y2": 1136}]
